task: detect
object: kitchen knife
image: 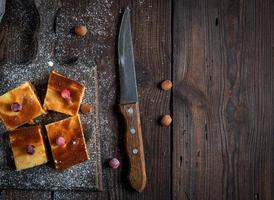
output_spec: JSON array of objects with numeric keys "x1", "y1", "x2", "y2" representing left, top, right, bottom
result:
[{"x1": 118, "y1": 7, "x2": 147, "y2": 192}]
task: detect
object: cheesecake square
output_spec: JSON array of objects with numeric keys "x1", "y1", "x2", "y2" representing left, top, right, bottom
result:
[
  {"x1": 0, "y1": 82, "x2": 45, "y2": 131},
  {"x1": 43, "y1": 71, "x2": 85, "y2": 116},
  {"x1": 45, "y1": 115, "x2": 89, "y2": 170},
  {"x1": 9, "y1": 125, "x2": 48, "y2": 170}
]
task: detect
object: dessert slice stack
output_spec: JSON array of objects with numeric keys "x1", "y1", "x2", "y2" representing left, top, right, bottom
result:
[
  {"x1": 0, "y1": 71, "x2": 90, "y2": 171},
  {"x1": 43, "y1": 71, "x2": 89, "y2": 170}
]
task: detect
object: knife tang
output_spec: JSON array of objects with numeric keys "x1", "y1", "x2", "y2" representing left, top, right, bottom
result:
[{"x1": 119, "y1": 102, "x2": 146, "y2": 192}]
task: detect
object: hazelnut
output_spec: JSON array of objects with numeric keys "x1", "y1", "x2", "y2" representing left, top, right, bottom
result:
[
  {"x1": 109, "y1": 158, "x2": 120, "y2": 169},
  {"x1": 80, "y1": 103, "x2": 92, "y2": 114},
  {"x1": 74, "y1": 25, "x2": 87, "y2": 37},
  {"x1": 161, "y1": 80, "x2": 173, "y2": 91},
  {"x1": 160, "y1": 115, "x2": 172, "y2": 127}
]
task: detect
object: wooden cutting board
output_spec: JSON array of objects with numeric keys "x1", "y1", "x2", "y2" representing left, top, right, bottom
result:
[{"x1": 0, "y1": 0, "x2": 107, "y2": 191}]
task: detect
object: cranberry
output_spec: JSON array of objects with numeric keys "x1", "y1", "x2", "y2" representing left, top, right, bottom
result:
[
  {"x1": 109, "y1": 158, "x2": 120, "y2": 169},
  {"x1": 56, "y1": 136, "x2": 66, "y2": 147},
  {"x1": 11, "y1": 103, "x2": 22, "y2": 112},
  {"x1": 61, "y1": 89, "x2": 71, "y2": 99},
  {"x1": 26, "y1": 145, "x2": 35, "y2": 155}
]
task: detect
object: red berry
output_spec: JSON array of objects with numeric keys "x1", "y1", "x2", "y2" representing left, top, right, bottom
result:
[
  {"x1": 61, "y1": 89, "x2": 71, "y2": 99},
  {"x1": 109, "y1": 158, "x2": 120, "y2": 169},
  {"x1": 26, "y1": 145, "x2": 35, "y2": 155},
  {"x1": 11, "y1": 103, "x2": 22, "y2": 112},
  {"x1": 56, "y1": 136, "x2": 66, "y2": 147}
]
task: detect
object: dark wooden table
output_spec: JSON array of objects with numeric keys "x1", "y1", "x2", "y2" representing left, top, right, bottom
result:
[{"x1": 0, "y1": 0, "x2": 273, "y2": 199}]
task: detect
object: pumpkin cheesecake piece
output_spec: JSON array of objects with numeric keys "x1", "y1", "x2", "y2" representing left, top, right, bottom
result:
[
  {"x1": 45, "y1": 115, "x2": 89, "y2": 170},
  {"x1": 43, "y1": 71, "x2": 85, "y2": 116},
  {"x1": 9, "y1": 126, "x2": 48, "y2": 170},
  {"x1": 0, "y1": 82, "x2": 45, "y2": 131}
]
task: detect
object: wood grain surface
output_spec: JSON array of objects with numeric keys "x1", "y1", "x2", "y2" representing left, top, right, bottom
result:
[
  {"x1": 0, "y1": 0, "x2": 273, "y2": 199},
  {"x1": 173, "y1": 0, "x2": 274, "y2": 200}
]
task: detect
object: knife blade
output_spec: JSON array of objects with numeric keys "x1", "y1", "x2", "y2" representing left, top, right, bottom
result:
[
  {"x1": 118, "y1": 7, "x2": 147, "y2": 192},
  {"x1": 0, "y1": 0, "x2": 6, "y2": 23}
]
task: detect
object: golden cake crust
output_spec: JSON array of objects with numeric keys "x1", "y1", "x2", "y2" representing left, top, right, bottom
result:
[
  {"x1": 0, "y1": 82, "x2": 45, "y2": 130},
  {"x1": 45, "y1": 115, "x2": 89, "y2": 170},
  {"x1": 9, "y1": 125, "x2": 48, "y2": 170},
  {"x1": 43, "y1": 71, "x2": 85, "y2": 116}
]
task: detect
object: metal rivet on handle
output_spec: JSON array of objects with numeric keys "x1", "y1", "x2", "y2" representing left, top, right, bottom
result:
[
  {"x1": 132, "y1": 148, "x2": 138, "y2": 155},
  {"x1": 130, "y1": 128, "x2": 136, "y2": 134},
  {"x1": 127, "y1": 107, "x2": 133, "y2": 114}
]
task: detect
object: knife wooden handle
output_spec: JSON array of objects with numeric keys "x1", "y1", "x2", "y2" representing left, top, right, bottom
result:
[{"x1": 119, "y1": 102, "x2": 146, "y2": 192}]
